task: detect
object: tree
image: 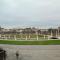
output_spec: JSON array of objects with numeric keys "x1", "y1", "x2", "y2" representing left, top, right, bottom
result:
[{"x1": 48, "y1": 28, "x2": 57, "y2": 36}]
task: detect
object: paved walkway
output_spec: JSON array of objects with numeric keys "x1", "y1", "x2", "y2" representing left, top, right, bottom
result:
[{"x1": 0, "y1": 45, "x2": 60, "y2": 60}]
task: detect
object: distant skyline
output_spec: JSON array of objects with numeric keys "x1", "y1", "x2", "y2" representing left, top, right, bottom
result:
[
  {"x1": 0, "y1": 0, "x2": 60, "y2": 28},
  {"x1": 0, "y1": 25, "x2": 59, "y2": 29}
]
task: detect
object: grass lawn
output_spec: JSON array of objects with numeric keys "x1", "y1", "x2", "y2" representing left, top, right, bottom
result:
[{"x1": 0, "y1": 40, "x2": 60, "y2": 45}]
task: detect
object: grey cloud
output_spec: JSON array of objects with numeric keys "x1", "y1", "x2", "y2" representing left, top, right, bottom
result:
[{"x1": 0, "y1": 0, "x2": 60, "y2": 27}]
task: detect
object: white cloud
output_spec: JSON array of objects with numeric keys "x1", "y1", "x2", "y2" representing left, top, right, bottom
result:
[{"x1": 0, "y1": 0, "x2": 60, "y2": 27}]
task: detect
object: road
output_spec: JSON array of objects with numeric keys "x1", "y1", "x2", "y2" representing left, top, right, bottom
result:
[{"x1": 0, "y1": 44, "x2": 60, "y2": 60}]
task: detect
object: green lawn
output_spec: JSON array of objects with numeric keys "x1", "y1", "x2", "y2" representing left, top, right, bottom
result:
[{"x1": 0, "y1": 40, "x2": 60, "y2": 45}]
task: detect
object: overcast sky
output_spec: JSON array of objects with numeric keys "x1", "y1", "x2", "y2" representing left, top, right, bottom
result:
[{"x1": 0, "y1": 0, "x2": 60, "y2": 28}]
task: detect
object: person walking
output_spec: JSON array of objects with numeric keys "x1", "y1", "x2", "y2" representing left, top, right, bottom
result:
[{"x1": 16, "y1": 51, "x2": 19, "y2": 60}]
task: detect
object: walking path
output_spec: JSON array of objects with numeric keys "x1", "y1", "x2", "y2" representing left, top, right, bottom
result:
[{"x1": 0, "y1": 44, "x2": 60, "y2": 60}]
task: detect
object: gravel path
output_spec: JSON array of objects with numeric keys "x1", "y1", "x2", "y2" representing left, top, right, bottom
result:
[{"x1": 0, "y1": 44, "x2": 60, "y2": 60}]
